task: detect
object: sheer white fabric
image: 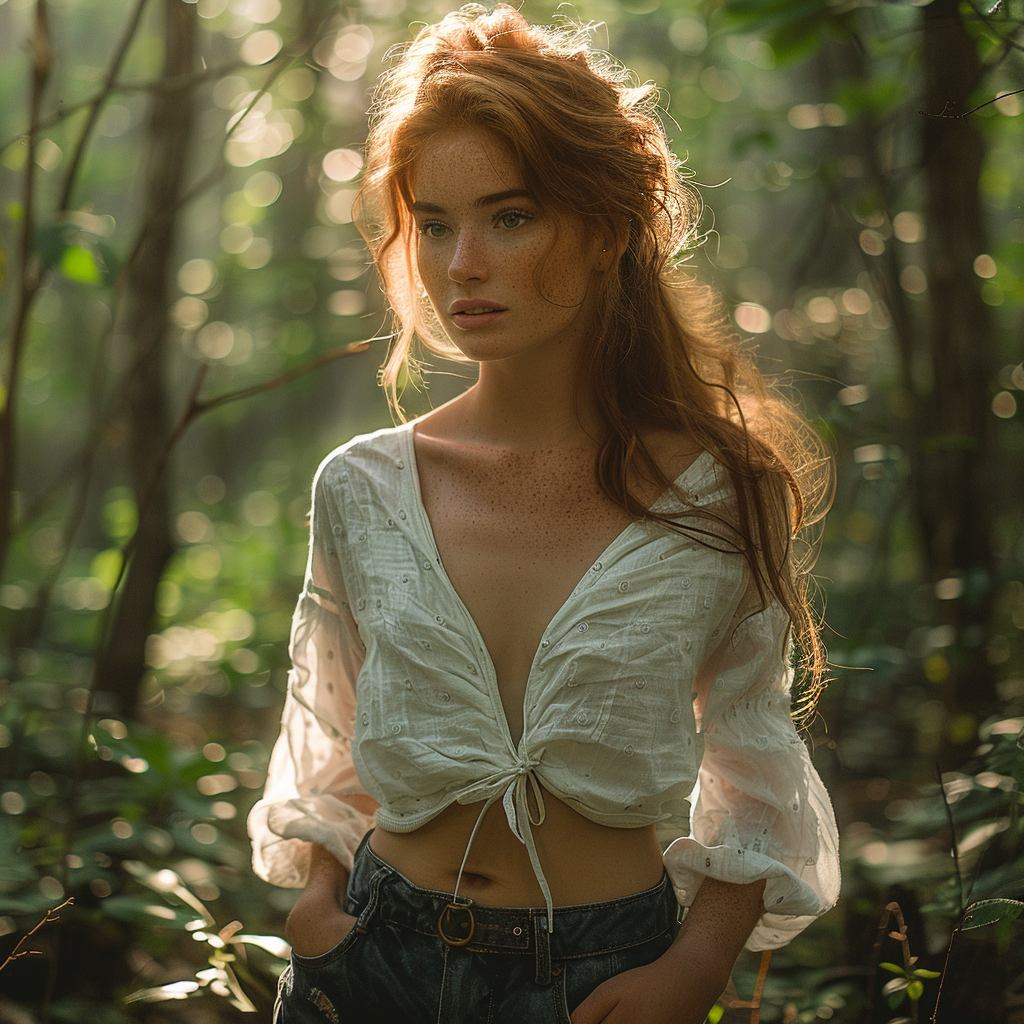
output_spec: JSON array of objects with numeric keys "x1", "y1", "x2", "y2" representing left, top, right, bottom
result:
[{"x1": 248, "y1": 422, "x2": 839, "y2": 949}]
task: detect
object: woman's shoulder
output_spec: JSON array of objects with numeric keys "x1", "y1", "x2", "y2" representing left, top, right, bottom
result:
[
  {"x1": 314, "y1": 421, "x2": 414, "y2": 488},
  {"x1": 641, "y1": 428, "x2": 731, "y2": 509}
]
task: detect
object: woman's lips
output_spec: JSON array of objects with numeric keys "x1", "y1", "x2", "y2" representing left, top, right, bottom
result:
[{"x1": 448, "y1": 301, "x2": 507, "y2": 329}]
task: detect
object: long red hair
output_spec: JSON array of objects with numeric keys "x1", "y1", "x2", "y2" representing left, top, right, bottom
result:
[{"x1": 354, "y1": 5, "x2": 833, "y2": 715}]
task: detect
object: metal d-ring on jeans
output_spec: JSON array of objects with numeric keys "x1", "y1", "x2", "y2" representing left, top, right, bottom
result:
[{"x1": 274, "y1": 832, "x2": 683, "y2": 1024}]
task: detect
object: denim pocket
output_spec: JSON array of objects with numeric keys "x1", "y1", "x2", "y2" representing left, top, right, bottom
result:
[
  {"x1": 290, "y1": 921, "x2": 363, "y2": 970},
  {"x1": 291, "y1": 866, "x2": 388, "y2": 970}
]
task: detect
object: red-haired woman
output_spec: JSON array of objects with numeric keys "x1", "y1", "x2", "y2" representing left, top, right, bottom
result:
[{"x1": 249, "y1": 6, "x2": 839, "y2": 1022}]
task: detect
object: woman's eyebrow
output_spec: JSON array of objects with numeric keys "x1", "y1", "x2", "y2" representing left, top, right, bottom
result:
[{"x1": 409, "y1": 189, "x2": 534, "y2": 215}]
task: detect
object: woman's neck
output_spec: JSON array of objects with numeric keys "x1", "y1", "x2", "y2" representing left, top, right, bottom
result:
[{"x1": 452, "y1": 353, "x2": 602, "y2": 451}]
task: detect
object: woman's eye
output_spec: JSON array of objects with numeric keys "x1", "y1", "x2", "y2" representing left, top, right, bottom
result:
[
  {"x1": 497, "y1": 210, "x2": 531, "y2": 229},
  {"x1": 420, "y1": 222, "x2": 448, "y2": 239}
]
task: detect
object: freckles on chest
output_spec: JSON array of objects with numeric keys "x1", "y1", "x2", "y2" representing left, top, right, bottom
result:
[{"x1": 433, "y1": 452, "x2": 629, "y2": 574}]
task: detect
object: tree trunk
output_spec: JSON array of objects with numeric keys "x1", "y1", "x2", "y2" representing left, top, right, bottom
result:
[
  {"x1": 94, "y1": 0, "x2": 197, "y2": 714},
  {"x1": 917, "y1": 0, "x2": 999, "y2": 726}
]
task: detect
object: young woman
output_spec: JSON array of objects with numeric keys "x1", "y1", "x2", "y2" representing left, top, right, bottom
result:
[{"x1": 249, "y1": 7, "x2": 840, "y2": 1022}]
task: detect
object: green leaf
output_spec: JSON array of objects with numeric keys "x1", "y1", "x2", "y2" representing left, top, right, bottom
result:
[
  {"x1": 60, "y1": 244, "x2": 102, "y2": 284},
  {"x1": 235, "y1": 933, "x2": 290, "y2": 959},
  {"x1": 879, "y1": 962, "x2": 906, "y2": 976},
  {"x1": 914, "y1": 969, "x2": 942, "y2": 979},
  {"x1": 907, "y1": 980, "x2": 924, "y2": 1001},
  {"x1": 883, "y1": 977, "x2": 909, "y2": 996},
  {"x1": 961, "y1": 899, "x2": 1024, "y2": 930},
  {"x1": 125, "y1": 980, "x2": 200, "y2": 1003},
  {"x1": 99, "y1": 894, "x2": 197, "y2": 928}
]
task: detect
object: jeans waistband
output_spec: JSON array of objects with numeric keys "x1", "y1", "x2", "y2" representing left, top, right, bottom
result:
[{"x1": 345, "y1": 832, "x2": 679, "y2": 961}]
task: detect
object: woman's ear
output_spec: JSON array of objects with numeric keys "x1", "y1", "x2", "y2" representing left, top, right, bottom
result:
[
  {"x1": 592, "y1": 222, "x2": 626, "y2": 272},
  {"x1": 593, "y1": 233, "x2": 617, "y2": 272}
]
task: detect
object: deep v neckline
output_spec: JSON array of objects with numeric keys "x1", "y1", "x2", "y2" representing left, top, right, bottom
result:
[{"x1": 399, "y1": 422, "x2": 712, "y2": 750}]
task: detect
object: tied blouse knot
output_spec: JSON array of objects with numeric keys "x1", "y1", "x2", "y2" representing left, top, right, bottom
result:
[{"x1": 248, "y1": 423, "x2": 840, "y2": 950}]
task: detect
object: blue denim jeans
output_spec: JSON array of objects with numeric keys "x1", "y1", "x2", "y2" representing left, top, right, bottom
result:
[{"x1": 274, "y1": 833, "x2": 682, "y2": 1024}]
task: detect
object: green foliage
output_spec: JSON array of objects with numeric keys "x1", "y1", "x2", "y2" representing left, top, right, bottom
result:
[
  {"x1": 878, "y1": 960, "x2": 938, "y2": 1011},
  {"x1": 961, "y1": 899, "x2": 1024, "y2": 931},
  {"x1": 1, "y1": 0, "x2": 1023, "y2": 1019}
]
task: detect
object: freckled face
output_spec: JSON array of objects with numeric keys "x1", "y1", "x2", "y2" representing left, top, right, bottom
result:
[{"x1": 408, "y1": 129, "x2": 605, "y2": 366}]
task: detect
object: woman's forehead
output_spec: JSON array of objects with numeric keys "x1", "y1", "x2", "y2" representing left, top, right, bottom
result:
[{"x1": 407, "y1": 129, "x2": 525, "y2": 208}]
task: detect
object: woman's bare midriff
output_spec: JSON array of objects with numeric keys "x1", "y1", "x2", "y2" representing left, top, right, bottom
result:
[{"x1": 368, "y1": 792, "x2": 665, "y2": 907}]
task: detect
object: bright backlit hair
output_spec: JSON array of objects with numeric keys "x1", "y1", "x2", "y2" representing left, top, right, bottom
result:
[{"x1": 354, "y1": 4, "x2": 833, "y2": 715}]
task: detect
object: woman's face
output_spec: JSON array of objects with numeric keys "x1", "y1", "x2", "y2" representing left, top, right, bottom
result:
[{"x1": 408, "y1": 129, "x2": 606, "y2": 368}]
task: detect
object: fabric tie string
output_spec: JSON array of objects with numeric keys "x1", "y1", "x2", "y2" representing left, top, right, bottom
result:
[{"x1": 450, "y1": 758, "x2": 553, "y2": 931}]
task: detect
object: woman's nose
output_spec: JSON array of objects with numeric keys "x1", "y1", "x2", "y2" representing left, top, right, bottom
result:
[{"x1": 448, "y1": 229, "x2": 489, "y2": 283}]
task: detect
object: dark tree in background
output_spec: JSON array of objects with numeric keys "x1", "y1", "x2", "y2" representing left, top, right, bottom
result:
[{"x1": 95, "y1": 0, "x2": 198, "y2": 715}]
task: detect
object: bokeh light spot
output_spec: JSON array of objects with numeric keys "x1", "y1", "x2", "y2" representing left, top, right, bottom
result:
[
  {"x1": 992, "y1": 391, "x2": 1017, "y2": 419},
  {"x1": 733, "y1": 302, "x2": 771, "y2": 334},
  {"x1": 241, "y1": 29, "x2": 282, "y2": 66}
]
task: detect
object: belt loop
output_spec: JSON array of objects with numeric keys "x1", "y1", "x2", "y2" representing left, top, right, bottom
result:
[
  {"x1": 355, "y1": 867, "x2": 387, "y2": 934},
  {"x1": 533, "y1": 913, "x2": 551, "y2": 986}
]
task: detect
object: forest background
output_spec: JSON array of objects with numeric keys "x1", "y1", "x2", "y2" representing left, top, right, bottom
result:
[{"x1": 0, "y1": 0, "x2": 1022, "y2": 1020}]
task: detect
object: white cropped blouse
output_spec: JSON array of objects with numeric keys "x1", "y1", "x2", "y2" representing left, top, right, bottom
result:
[{"x1": 248, "y1": 422, "x2": 840, "y2": 950}]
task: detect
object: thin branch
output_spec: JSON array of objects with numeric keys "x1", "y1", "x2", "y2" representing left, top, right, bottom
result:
[
  {"x1": 194, "y1": 340, "x2": 371, "y2": 416},
  {"x1": 868, "y1": 902, "x2": 919, "y2": 1024},
  {"x1": 58, "y1": 0, "x2": 153, "y2": 213},
  {"x1": 15, "y1": 29, "x2": 324, "y2": 535},
  {"x1": 921, "y1": 86, "x2": 1024, "y2": 118},
  {"x1": 120, "y1": 339, "x2": 368, "y2": 625},
  {"x1": 0, "y1": 58, "x2": 251, "y2": 154},
  {"x1": 116, "y1": 38, "x2": 316, "y2": 325},
  {"x1": 723, "y1": 950, "x2": 772, "y2": 1024},
  {"x1": 0, "y1": 899, "x2": 73, "y2": 975}
]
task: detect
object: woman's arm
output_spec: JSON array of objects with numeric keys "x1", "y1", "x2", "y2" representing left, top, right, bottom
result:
[
  {"x1": 571, "y1": 876, "x2": 766, "y2": 1024},
  {"x1": 285, "y1": 842, "x2": 359, "y2": 957}
]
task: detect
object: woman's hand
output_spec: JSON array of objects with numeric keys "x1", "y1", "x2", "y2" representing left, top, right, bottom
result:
[
  {"x1": 285, "y1": 843, "x2": 357, "y2": 958},
  {"x1": 573, "y1": 875, "x2": 765, "y2": 1024},
  {"x1": 569, "y1": 955, "x2": 724, "y2": 1024}
]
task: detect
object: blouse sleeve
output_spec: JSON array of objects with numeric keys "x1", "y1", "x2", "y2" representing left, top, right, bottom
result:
[
  {"x1": 247, "y1": 477, "x2": 377, "y2": 889},
  {"x1": 662, "y1": 580, "x2": 840, "y2": 950}
]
